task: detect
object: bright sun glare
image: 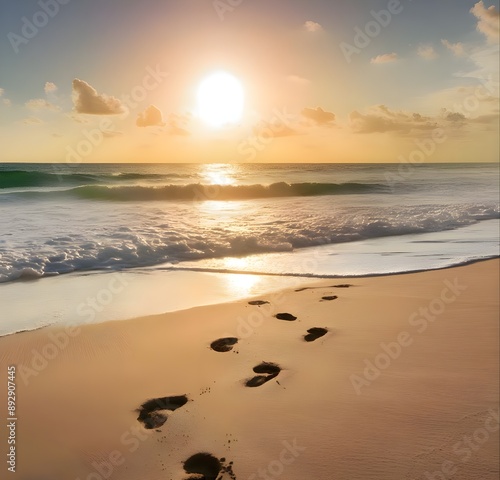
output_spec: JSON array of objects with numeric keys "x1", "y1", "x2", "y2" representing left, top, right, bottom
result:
[{"x1": 197, "y1": 71, "x2": 244, "y2": 128}]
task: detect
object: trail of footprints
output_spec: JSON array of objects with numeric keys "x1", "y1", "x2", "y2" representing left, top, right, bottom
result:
[{"x1": 133, "y1": 284, "x2": 353, "y2": 479}]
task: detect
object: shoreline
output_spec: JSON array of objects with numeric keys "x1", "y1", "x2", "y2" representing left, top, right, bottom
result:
[
  {"x1": 0, "y1": 259, "x2": 498, "y2": 479},
  {"x1": 171, "y1": 253, "x2": 500, "y2": 278},
  {"x1": 0, "y1": 255, "x2": 498, "y2": 338}
]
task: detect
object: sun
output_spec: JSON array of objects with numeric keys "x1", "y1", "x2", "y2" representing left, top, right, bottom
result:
[{"x1": 196, "y1": 71, "x2": 245, "y2": 128}]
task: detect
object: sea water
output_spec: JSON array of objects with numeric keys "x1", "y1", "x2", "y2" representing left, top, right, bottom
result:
[{"x1": 0, "y1": 163, "x2": 498, "y2": 334}]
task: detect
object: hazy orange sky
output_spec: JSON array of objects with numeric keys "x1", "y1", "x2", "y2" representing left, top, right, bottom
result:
[{"x1": 0, "y1": 0, "x2": 498, "y2": 163}]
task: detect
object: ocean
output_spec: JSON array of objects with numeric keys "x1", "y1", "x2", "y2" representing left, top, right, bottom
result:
[
  {"x1": 1, "y1": 162, "x2": 498, "y2": 283},
  {"x1": 0, "y1": 162, "x2": 498, "y2": 335}
]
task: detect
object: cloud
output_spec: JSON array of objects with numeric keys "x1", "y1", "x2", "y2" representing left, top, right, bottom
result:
[
  {"x1": 418, "y1": 44, "x2": 438, "y2": 60},
  {"x1": 469, "y1": 112, "x2": 500, "y2": 124},
  {"x1": 72, "y1": 79, "x2": 125, "y2": 115},
  {"x1": 370, "y1": 53, "x2": 398, "y2": 64},
  {"x1": 166, "y1": 113, "x2": 191, "y2": 136},
  {"x1": 0, "y1": 88, "x2": 4, "y2": 97},
  {"x1": 439, "y1": 108, "x2": 499, "y2": 129},
  {"x1": 304, "y1": 21, "x2": 322, "y2": 32},
  {"x1": 25, "y1": 98, "x2": 60, "y2": 111},
  {"x1": 3, "y1": 99, "x2": 11, "y2": 107},
  {"x1": 350, "y1": 105, "x2": 437, "y2": 134},
  {"x1": 168, "y1": 124, "x2": 190, "y2": 136},
  {"x1": 471, "y1": 1, "x2": 499, "y2": 44},
  {"x1": 420, "y1": 84, "x2": 499, "y2": 123},
  {"x1": 67, "y1": 112, "x2": 89, "y2": 124},
  {"x1": 442, "y1": 109, "x2": 467, "y2": 125},
  {"x1": 44, "y1": 82, "x2": 57, "y2": 94},
  {"x1": 441, "y1": 39, "x2": 466, "y2": 57},
  {"x1": 22, "y1": 117, "x2": 43, "y2": 126},
  {"x1": 287, "y1": 75, "x2": 310, "y2": 85},
  {"x1": 102, "y1": 130, "x2": 123, "y2": 138},
  {"x1": 136, "y1": 105, "x2": 164, "y2": 127},
  {"x1": 301, "y1": 106, "x2": 336, "y2": 126}
]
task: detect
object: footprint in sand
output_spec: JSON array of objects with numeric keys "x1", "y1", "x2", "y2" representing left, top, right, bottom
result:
[
  {"x1": 304, "y1": 327, "x2": 328, "y2": 342},
  {"x1": 245, "y1": 362, "x2": 281, "y2": 388},
  {"x1": 248, "y1": 300, "x2": 269, "y2": 306},
  {"x1": 183, "y1": 453, "x2": 236, "y2": 480},
  {"x1": 321, "y1": 295, "x2": 338, "y2": 301},
  {"x1": 274, "y1": 312, "x2": 297, "y2": 321},
  {"x1": 210, "y1": 337, "x2": 239, "y2": 353},
  {"x1": 136, "y1": 395, "x2": 188, "y2": 429}
]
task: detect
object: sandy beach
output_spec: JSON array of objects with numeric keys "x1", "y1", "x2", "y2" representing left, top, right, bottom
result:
[
  {"x1": 0, "y1": 259, "x2": 498, "y2": 479},
  {"x1": 2, "y1": 0, "x2": 499, "y2": 477}
]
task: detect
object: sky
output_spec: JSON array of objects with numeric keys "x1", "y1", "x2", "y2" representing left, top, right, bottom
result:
[{"x1": 0, "y1": 0, "x2": 498, "y2": 163}]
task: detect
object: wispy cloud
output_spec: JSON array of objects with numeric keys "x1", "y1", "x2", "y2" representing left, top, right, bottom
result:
[
  {"x1": 44, "y1": 82, "x2": 58, "y2": 94},
  {"x1": 22, "y1": 117, "x2": 43, "y2": 126},
  {"x1": 304, "y1": 21, "x2": 322, "y2": 33},
  {"x1": 417, "y1": 44, "x2": 438, "y2": 60},
  {"x1": 167, "y1": 113, "x2": 191, "y2": 136},
  {"x1": 301, "y1": 106, "x2": 336, "y2": 126},
  {"x1": 370, "y1": 53, "x2": 398, "y2": 64},
  {"x1": 25, "y1": 98, "x2": 60, "y2": 111},
  {"x1": 441, "y1": 39, "x2": 466, "y2": 57},
  {"x1": 350, "y1": 105, "x2": 437, "y2": 134}
]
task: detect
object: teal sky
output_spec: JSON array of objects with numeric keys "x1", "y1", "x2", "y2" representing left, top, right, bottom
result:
[{"x1": 0, "y1": 0, "x2": 498, "y2": 162}]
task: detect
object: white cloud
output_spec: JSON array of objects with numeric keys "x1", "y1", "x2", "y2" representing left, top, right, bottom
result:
[
  {"x1": 471, "y1": 1, "x2": 499, "y2": 44},
  {"x1": 370, "y1": 53, "x2": 398, "y2": 64},
  {"x1": 418, "y1": 44, "x2": 438, "y2": 60},
  {"x1": 304, "y1": 21, "x2": 322, "y2": 33},
  {"x1": 3, "y1": 99, "x2": 11, "y2": 107},
  {"x1": 0, "y1": 88, "x2": 4, "y2": 97},
  {"x1": 44, "y1": 82, "x2": 58, "y2": 94},
  {"x1": 72, "y1": 79, "x2": 125, "y2": 115},
  {"x1": 25, "y1": 98, "x2": 60, "y2": 111},
  {"x1": 136, "y1": 105, "x2": 164, "y2": 127},
  {"x1": 441, "y1": 39, "x2": 466, "y2": 57}
]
